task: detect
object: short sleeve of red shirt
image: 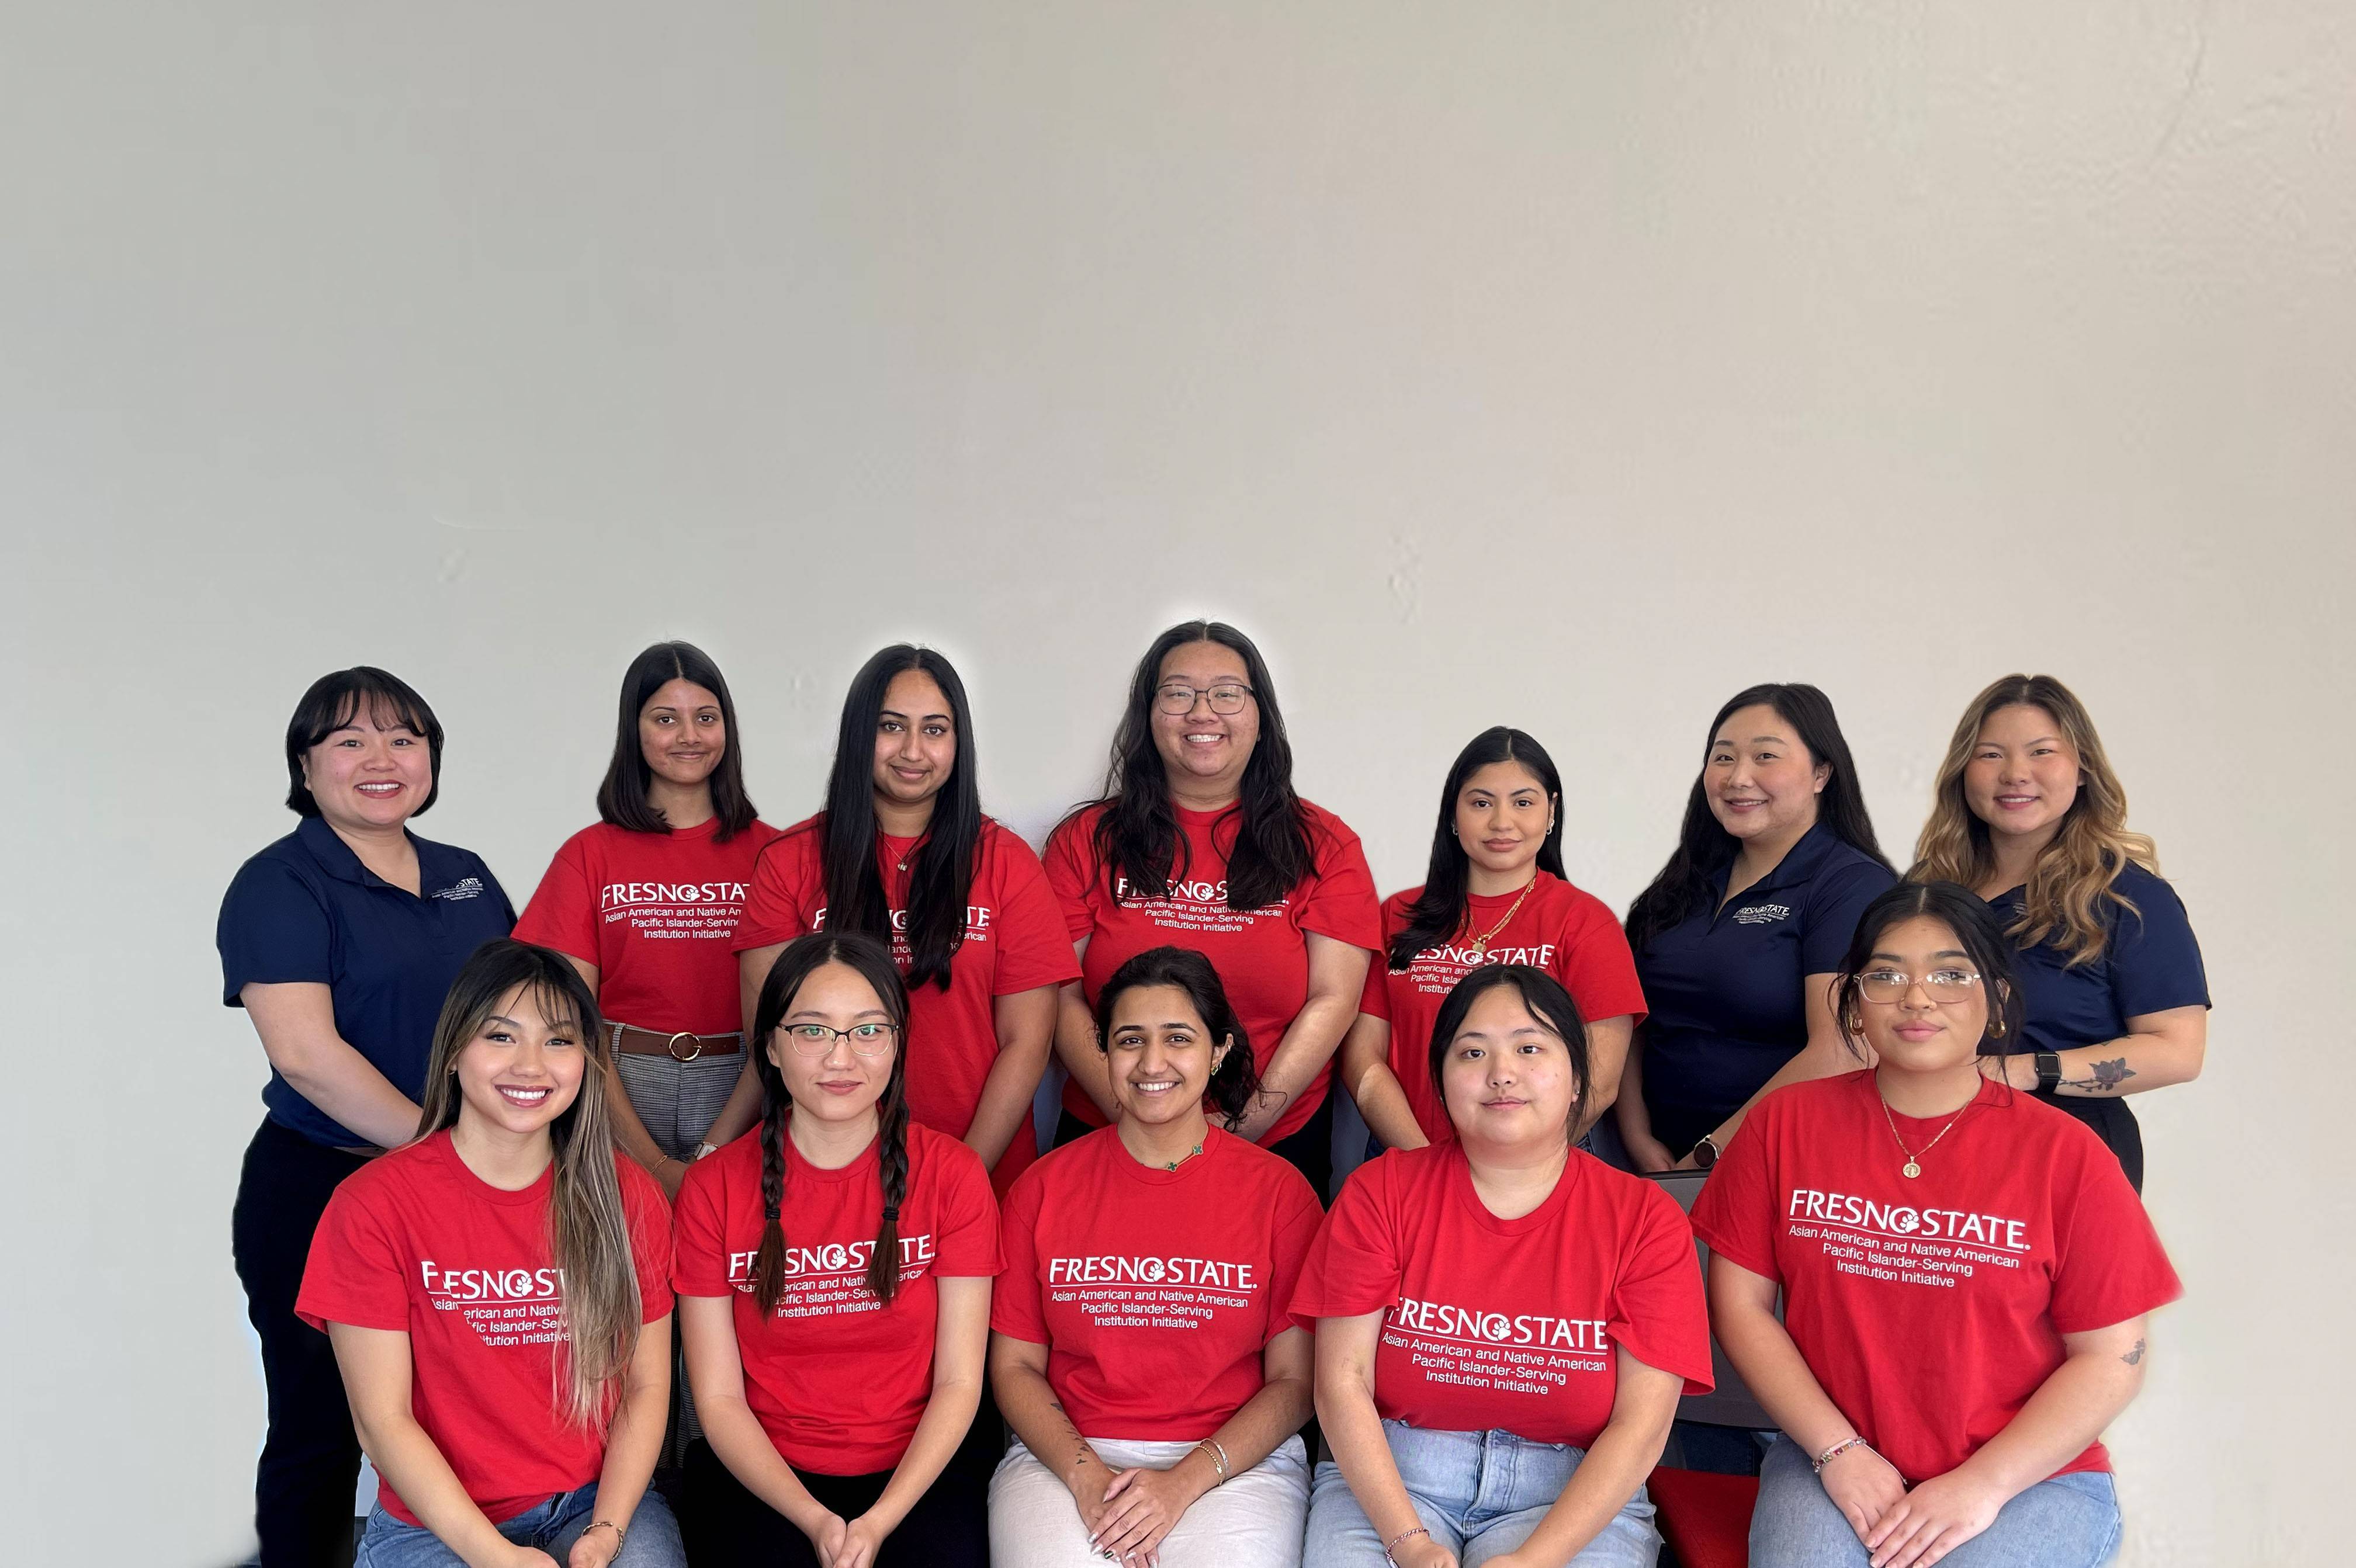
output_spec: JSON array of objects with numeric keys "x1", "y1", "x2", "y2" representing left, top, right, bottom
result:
[
  {"x1": 619, "y1": 1160, "x2": 677, "y2": 1323},
  {"x1": 732, "y1": 823, "x2": 823, "y2": 952},
  {"x1": 985, "y1": 828, "x2": 1083, "y2": 996},
  {"x1": 992, "y1": 1172, "x2": 1052, "y2": 1345},
  {"x1": 1610, "y1": 1185, "x2": 1710, "y2": 1381},
  {"x1": 2046, "y1": 1134, "x2": 2182, "y2": 1332},
  {"x1": 1553, "y1": 886, "x2": 1648, "y2": 1025},
  {"x1": 933, "y1": 1139, "x2": 1006, "y2": 1276},
  {"x1": 511, "y1": 833, "x2": 600, "y2": 967},
  {"x1": 1688, "y1": 1108, "x2": 1782, "y2": 1283},
  {"x1": 297, "y1": 1185, "x2": 411, "y2": 1333},
  {"x1": 1041, "y1": 813, "x2": 1099, "y2": 942},
  {"x1": 1288, "y1": 1156, "x2": 1404, "y2": 1326},
  {"x1": 1296, "y1": 810, "x2": 1383, "y2": 952}
]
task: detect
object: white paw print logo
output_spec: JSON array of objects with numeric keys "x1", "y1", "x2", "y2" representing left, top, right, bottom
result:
[{"x1": 1889, "y1": 1209, "x2": 1922, "y2": 1235}]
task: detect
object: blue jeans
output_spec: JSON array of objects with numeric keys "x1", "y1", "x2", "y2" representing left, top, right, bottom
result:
[
  {"x1": 1304, "y1": 1420, "x2": 1659, "y2": 1568},
  {"x1": 1750, "y1": 1435, "x2": 2121, "y2": 1568},
  {"x1": 355, "y1": 1482, "x2": 686, "y2": 1568}
]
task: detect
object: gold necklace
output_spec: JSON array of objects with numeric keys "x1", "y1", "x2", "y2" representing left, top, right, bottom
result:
[
  {"x1": 1162, "y1": 1141, "x2": 1205, "y2": 1171},
  {"x1": 1876, "y1": 1086, "x2": 1974, "y2": 1179},
  {"x1": 1465, "y1": 876, "x2": 1538, "y2": 960}
]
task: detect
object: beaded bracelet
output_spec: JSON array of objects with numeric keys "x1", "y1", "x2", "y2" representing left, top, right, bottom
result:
[
  {"x1": 1384, "y1": 1524, "x2": 1430, "y2": 1564},
  {"x1": 1812, "y1": 1436, "x2": 1869, "y2": 1473}
]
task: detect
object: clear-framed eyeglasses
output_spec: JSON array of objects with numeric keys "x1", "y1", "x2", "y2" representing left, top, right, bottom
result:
[
  {"x1": 778, "y1": 1022, "x2": 899, "y2": 1057},
  {"x1": 1154, "y1": 681, "x2": 1256, "y2": 716},
  {"x1": 1856, "y1": 968, "x2": 1984, "y2": 1005}
]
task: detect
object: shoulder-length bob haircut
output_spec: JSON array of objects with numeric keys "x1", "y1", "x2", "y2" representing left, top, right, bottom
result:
[
  {"x1": 1828, "y1": 880, "x2": 2025, "y2": 1061},
  {"x1": 747, "y1": 932, "x2": 915, "y2": 1310},
  {"x1": 415, "y1": 939, "x2": 637, "y2": 1431},
  {"x1": 283, "y1": 667, "x2": 445, "y2": 818},
  {"x1": 1625, "y1": 682, "x2": 1890, "y2": 951},
  {"x1": 1091, "y1": 945, "x2": 1263, "y2": 1131},
  {"x1": 1425, "y1": 965, "x2": 1591, "y2": 1137},
  {"x1": 1084, "y1": 619, "x2": 1313, "y2": 913},
  {"x1": 819, "y1": 645, "x2": 982, "y2": 991},
  {"x1": 1910, "y1": 674, "x2": 2156, "y2": 967},
  {"x1": 595, "y1": 640, "x2": 759, "y2": 841},
  {"x1": 1389, "y1": 727, "x2": 1567, "y2": 971}
]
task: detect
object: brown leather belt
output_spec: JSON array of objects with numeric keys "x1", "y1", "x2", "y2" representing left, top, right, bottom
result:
[{"x1": 609, "y1": 1023, "x2": 743, "y2": 1061}]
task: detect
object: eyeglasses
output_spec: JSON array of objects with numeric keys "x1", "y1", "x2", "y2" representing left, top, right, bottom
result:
[
  {"x1": 1856, "y1": 969, "x2": 1984, "y2": 1004},
  {"x1": 1155, "y1": 682, "x2": 1256, "y2": 716},
  {"x1": 777, "y1": 1022, "x2": 899, "y2": 1057}
]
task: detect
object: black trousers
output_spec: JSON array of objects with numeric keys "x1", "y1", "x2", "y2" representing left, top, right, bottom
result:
[
  {"x1": 1056, "y1": 1089, "x2": 1337, "y2": 1203},
  {"x1": 680, "y1": 1421, "x2": 993, "y2": 1568},
  {"x1": 231, "y1": 1118, "x2": 370, "y2": 1567}
]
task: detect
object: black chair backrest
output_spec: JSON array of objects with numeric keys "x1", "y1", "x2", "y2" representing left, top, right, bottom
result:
[{"x1": 1645, "y1": 1169, "x2": 1776, "y2": 1432}]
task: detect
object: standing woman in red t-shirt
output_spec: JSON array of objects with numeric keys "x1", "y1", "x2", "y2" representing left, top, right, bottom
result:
[
  {"x1": 1045, "y1": 620, "x2": 1382, "y2": 1196},
  {"x1": 1294, "y1": 966, "x2": 1713, "y2": 1568},
  {"x1": 1692, "y1": 882, "x2": 2181, "y2": 1568},
  {"x1": 1340, "y1": 727, "x2": 1647, "y2": 1153},
  {"x1": 733, "y1": 645, "x2": 1077, "y2": 1196},
  {"x1": 676, "y1": 932, "x2": 1003, "y2": 1568},
  {"x1": 515, "y1": 641, "x2": 778, "y2": 1201},
  {"x1": 990, "y1": 945, "x2": 1324, "y2": 1568},
  {"x1": 297, "y1": 939, "x2": 683, "y2": 1568}
]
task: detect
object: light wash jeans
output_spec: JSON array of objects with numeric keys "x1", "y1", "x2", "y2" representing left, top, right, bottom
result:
[
  {"x1": 1749, "y1": 1435, "x2": 2122, "y2": 1568},
  {"x1": 1303, "y1": 1420, "x2": 1658, "y2": 1568},
  {"x1": 989, "y1": 1435, "x2": 1309, "y2": 1568},
  {"x1": 354, "y1": 1481, "x2": 686, "y2": 1568}
]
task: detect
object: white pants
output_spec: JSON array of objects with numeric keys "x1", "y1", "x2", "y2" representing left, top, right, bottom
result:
[{"x1": 989, "y1": 1435, "x2": 1309, "y2": 1568}]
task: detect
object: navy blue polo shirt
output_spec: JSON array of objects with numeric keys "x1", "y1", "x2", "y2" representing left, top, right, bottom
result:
[
  {"x1": 218, "y1": 816, "x2": 515, "y2": 1147},
  {"x1": 1633, "y1": 824, "x2": 1896, "y2": 1154},
  {"x1": 1983, "y1": 861, "x2": 2208, "y2": 1189}
]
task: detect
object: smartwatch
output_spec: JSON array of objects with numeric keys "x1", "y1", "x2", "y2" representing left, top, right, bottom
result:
[
  {"x1": 2033, "y1": 1052, "x2": 2063, "y2": 1094},
  {"x1": 1690, "y1": 1135, "x2": 1720, "y2": 1170}
]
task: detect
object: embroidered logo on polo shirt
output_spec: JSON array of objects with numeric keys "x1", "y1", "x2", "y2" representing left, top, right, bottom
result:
[
  {"x1": 432, "y1": 876, "x2": 486, "y2": 903},
  {"x1": 1731, "y1": 902, "x2": 1791, "y2": 925}
]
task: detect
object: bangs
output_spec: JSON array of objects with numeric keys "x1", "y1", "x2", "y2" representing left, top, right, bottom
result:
[{"x1": 310, "y1": 682, "x2": 432, "y2": 748}]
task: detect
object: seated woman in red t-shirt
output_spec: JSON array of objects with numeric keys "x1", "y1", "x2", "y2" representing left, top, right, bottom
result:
[
  {"x1": 1293, "y1": 966, "x2": 1713, "y2": 1568},
  {"x1": 990, "y1": 946, "x2": 1325, "y2": 1568},
  {"x1": 1692, "y1": 882, "x2": 2181, "y2": 1568},
  {"x1": 674, "y1": 932, "x2": 1002, "y2": 1568},
  {"x1": 297, "y1": 939, "x2": 682, "y2": 1568}
]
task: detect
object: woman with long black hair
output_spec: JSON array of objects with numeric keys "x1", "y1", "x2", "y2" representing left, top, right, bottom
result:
[
  {"x1": 676, "y1": 931, "x2": 1002, "y2": 1568},
  {"x1": 1340, "y1": 726, "x2": 1646, "y2": 1151},
  {"x1": 1617, "y1": 684, "x2": 1894, "y2": 1172},
  {"x1": 1045, "y1": 620, "x2": 1381, "y2": 1194},
  {"x1": 734, "y1": 646, "x2": 1076, "y2": 1194}
]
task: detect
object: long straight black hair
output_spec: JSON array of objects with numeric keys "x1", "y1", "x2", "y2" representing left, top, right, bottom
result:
[
  {"x1": 1085, "y1": 620, "x2": 1313, "y2": 911},
  {"x1": 747, "y1": 932, "x2": 913, "y2": 1309},
  {"x1": 1624, "y1": 682, "x2": 1889, "y2": 950},
  {"x1": 816, "y1": 646, "x2": 982, "y2": 991},
  {"x1": 595, "y1": 641, "x2": 759, "y2": 841},
  {"x1": 1388, "y1": 727, "x2": 1567, "y2": 970}
]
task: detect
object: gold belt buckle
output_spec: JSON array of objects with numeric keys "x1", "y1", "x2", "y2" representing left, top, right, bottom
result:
[{"x1": 666, "y1": 1031, "x2": 704, "y2": 1063}]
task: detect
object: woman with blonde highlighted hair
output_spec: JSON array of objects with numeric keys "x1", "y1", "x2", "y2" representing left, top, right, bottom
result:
[{"x1": 1910, "y1": 675, "x2": 2209, "y2": 1190}]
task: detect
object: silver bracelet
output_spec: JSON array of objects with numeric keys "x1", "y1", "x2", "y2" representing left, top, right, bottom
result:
[{"x1": 1191, "y1": 1437, "x2": 1229, "y2": 1485}]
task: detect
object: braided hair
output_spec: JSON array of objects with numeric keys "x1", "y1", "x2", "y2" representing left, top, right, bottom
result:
[{"x1": 747, "y1": 931, "x2": 914, "y2": 1312}]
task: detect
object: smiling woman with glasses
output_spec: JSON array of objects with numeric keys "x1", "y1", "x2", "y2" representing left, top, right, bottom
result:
[
  {"x1": 1044, "y1": 620, "x2": 1383, "y2": 1198},
  {"x1": 1692, "y1": 881, "x2": 2181, "y2": 1568},
  {"x1": 673, "y1": 932, "x2": 1003, "y2": 1568}
]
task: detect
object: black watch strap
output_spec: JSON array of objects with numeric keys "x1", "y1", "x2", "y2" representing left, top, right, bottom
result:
[{"x1": 2033, "y1": 1051, "x2": 2063, "y2": 1094}]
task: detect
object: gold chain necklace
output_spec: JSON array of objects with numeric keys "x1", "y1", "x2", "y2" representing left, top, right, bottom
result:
[
  {"x1": 1465, "y1": 877, "x2": 1538, "y2": 959},
  {"x1": 1876, "y1": 1087, "x2": 1974, "y2": 1180},
  {"x1": 1162, "y1": 1141, "x2": 1205, "y2": 1171}
]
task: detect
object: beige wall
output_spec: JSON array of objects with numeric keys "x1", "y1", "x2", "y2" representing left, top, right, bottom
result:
[{"x1": 4, "y1": 4, "x2": 2351, "y2": 1562}]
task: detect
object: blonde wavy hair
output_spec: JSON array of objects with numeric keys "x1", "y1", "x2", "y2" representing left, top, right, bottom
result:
[
  {"x1": 1910, "y1": 674, "x2": 2157, "y2": 967},
  {"x1": 417, "y1": 939, "x2": 642, "y2": 1430}
]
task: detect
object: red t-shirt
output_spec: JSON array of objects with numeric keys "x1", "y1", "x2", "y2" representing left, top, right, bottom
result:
[
  {"x1": 514, "y1": 817, "x2": 782, "y2": 1037},
  {"x1": 1288, "y1": 1143, "x2": 1711, "y2": 1448},
  {"x1": 1689, "y1": 1071, "x2": 2182, "y2": 1482},
  {"x1": 1044, "y1": 800, "x2": 1382, "y2": 1144},
  {"x1": 672, "y1": 1121, "x2": 1002, "y2": 1475},
  {"x1": 296, "y1": 1132, "x2": 675, "y2": 1525},
  {"x1": 730, "y1": 815, "x2": 1078, "y2": 1192},
  {"x1": 993, "y1": 1126, "x2": 1324, "y2": 1440},
  {"x1": 1362, "y1": 873, "x2": 1648, "y2": 1146}
]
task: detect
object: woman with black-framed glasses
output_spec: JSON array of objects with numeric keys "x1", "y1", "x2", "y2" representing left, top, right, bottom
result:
[
  {"x1": 674, "y1": 932, "x2": 1002, "y2": 1568},
  {"x1": 1044, "y1": 620, "x2": 1383, "y2": 1196}
]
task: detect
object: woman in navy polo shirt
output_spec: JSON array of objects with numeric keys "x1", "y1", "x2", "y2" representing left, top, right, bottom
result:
[
  {"x1": 1617, "y1": 684, "x2": 1895, "y2": 1172},
  {"x1": 1911, "y1": 674, "x2": 2208, "y2": 1191},
  {"x1": 218, "y1": 667, "x2": 515, "y2": 1566}
]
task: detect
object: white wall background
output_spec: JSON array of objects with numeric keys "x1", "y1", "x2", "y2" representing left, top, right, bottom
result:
[{"x1": 4, "y1": 4, "x2": 2350, "y2": 1563}]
